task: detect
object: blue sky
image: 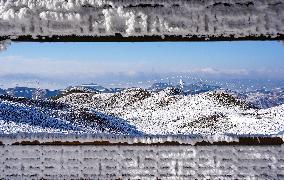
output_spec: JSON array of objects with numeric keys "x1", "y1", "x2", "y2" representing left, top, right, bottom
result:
[
  {"x1": 0, "y1": 41, "x2": 284, "y2": 89},
  {"x1": 2, "y1": 41, "x2": 284, "y2": 68}
]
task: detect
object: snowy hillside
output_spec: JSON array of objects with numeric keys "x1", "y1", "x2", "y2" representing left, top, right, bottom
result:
[
  {"x1": 149, "y1": 82, "x2": 173, "y2": 92},
  {"x1": 57, "y1": 88, "x2": 284, "y2": 135},
  {"x1": 245, "y1": 88, "x2": 284, "y2": 109},
  {"x1": 148, "y1": 82, "x2": 220, "y2": 95},
  {"x1": 0, "y1": 86, "x2": 284, "y2": 135},
  {"x1": 0, "y1": 95, "x2": 141, "y2": 135},
  {"x1": 221, "y1": 88, "x2": 284, "y2": 109},
  {"x1": 5, "y1": 87, "x2": 61, "y2": 100},
  {"x1": 0, "y1": 88, "x2": 6, "y2": 95},
  {"x1": 66, "y1": 84, "x2": 108, "y2": 93},
  {"x1": 3, "y1": 83, "x2": 284, "y2": 110}
]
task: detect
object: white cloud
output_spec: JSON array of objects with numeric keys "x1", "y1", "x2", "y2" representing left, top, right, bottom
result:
[
  {"x1": 0, "y1": 55, "x2": 284, "y2": 89},
  {"x1": 193, "y1": 67, "x2": 220, "y2": 74},
  {"x1": 0, "y1": 56, "x2": 146, "y2": 76},
  {"x1": 0, "y1": 56, "x2": 282, "y2": 78},
  {"x1": 190, "y1": 67, "x2": 250, "y2": 76}
]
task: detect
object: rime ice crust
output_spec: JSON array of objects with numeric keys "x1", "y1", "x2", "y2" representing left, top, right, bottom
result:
[{"x1": 0, "y1": 0, "x2": 283, "y2": 39}]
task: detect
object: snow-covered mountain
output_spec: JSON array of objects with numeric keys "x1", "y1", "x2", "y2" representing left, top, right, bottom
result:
[
  {"x1": 149, "y1": 82, "x2": 220, "y2": 95},
  {"x1": 5, "y1": 87, "x2": 61, "y2": 100},
  {"x1": 67, "y1": 83, "x2": 124, "y2": 93},
  {"x1": 5, "y1": 83, "x2": 284, "y2": 110},
  {"x1": 0, "y1": 94, "x2": 141, "y2": 135},
  {"x1": 182, "y1": 82, "x2": 221, "y2": 95},
  {"x1": 0, "y1": 88, "x2": 6, "y2": 95},
  {"x1": 79, "y1": 83, "x2": 109, "y2": 92},
  {"x1": 222, "y1": 88, "x2": 284, "y2": 109},
  {"x1": 57, "y1": 87, "x2": 284, "y2": 135},
  {"x1": 149, "y1": 82, "x2": 174, "y2": 92},
  {"x1": 1, "y1": 86, "x2": 284, "y2": 135},
  {"x1": 244, "y1": 88, "x2": 284, "y2": 109}
]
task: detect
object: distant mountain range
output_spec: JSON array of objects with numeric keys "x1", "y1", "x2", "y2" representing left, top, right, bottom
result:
[
  {"x1": 67, "y1": 83, "x2": 125, "y2": 93},
  {"x1": 238, "y1": 88, "x2": 284, "y2": 109},
  {"x1": 4, "y1": 87, "x2": 61, "y2": 100},
  {"x1": 1, "y1": 83, "x2": 284, "y2": 109},
  {"x1": 149, "y1": 82, "x2": 174, "y2": 92},
  {"x1": 56, "y1": 88, "x2": 284, "y2": 135},
  {"x1": 70, "y1": 83, "x2": 109, "y2": 92},
  {"x1": 0, "y1": 84, "x2": 126, "y2": 100},
  {"x1": 149, "y1": 82, "x2": 221, "y2": 95},
  {"x1": 0, "y1": 88, "x2": 6, "y2": 95},
  {"x1": 183, "y1": 82, "x2": 221, "y2": 95},
  {"x1": 1, "y1": 86, "x2": 284, "y2": 135}
]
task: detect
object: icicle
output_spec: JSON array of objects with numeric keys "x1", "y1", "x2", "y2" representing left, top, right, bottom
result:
[{"x1": 0, "y1": 40, "x2": 11, "y2": 52}]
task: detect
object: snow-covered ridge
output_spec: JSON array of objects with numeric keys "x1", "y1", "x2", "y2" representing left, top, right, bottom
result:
[
  {"x1": 0, "y1": 0, "x2": 283, "y2": 39},
  {"x1": 0, "y1": 94, "x2": 142, "y2": 135},
  {"x1": 1, "y1": 87, "x2": 284, "y2": 136},
  {"x1": 57, "y1": 88, "x2": 284, "y2": 135}
]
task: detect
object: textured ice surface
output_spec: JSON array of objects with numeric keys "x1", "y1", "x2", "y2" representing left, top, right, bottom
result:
[
  {"x1": 0, "y1": 0, "x2": 283, "y2": 39},
  {"x1": 0, "y1": 132, "x2": 239, "y2": 145},
  {"x1": 1, "y1": 143, "x2": 284, "y2": 179}
]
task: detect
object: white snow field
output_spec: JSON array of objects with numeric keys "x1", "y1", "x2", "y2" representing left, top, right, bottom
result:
[
  {"x1": 0, "y1": 0, "x2": 283, "y2": 39},
  {"x1": 1, "y1": 88, "x2": 284, "y2": 135}
]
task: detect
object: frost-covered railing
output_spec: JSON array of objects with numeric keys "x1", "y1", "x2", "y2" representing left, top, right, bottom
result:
[
  {"x1": 1, "y1": 133, "x2": 284, "y2": 179},
  {"x1": 0, "y1": 0, "x2": 284, "y2": 42},
  {"x1": 1, "y1": 121, "x2": 283, "y2": 178},
  {"x1": 0, "y1": 133, "x2": 283, "y2": 145}
]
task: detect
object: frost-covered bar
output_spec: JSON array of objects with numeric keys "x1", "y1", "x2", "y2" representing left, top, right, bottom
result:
[
  {"x1": 0, "y1": 134, "x2": 284, "y2": 179},
  {"x1": 0, "y1": 133, "x2": 283, "y2": 145},
  {"x1": 0, "y1": 0, "x2": 284, "y2": 42}
]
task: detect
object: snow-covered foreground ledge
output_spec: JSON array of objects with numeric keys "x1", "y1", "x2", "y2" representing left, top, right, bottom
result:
[
  {"x1": 0, "y1": 0, "x2": 284, "y2": 41},
  {"x1": 0, "y1": 133, "x2": 284, "y2": 145}
]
